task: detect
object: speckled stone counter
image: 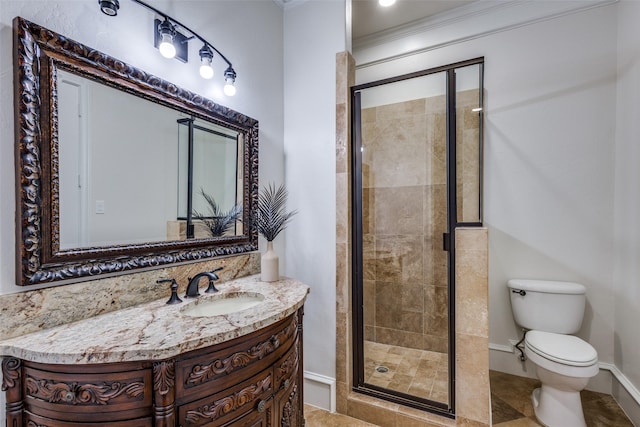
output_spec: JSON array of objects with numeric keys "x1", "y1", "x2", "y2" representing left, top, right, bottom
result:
[{"x1": 0, "y1": 275, "x2": 309, "y2": 364}]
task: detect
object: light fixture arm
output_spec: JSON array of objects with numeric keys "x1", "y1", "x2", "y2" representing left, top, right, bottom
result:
[{"x1": 129, "y1": 0, "x2": 234, "y2": 70}]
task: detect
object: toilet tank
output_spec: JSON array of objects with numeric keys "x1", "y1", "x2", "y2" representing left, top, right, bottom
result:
[{"x1": 507, "y1": 279, "x2": 586, "y2": 334}]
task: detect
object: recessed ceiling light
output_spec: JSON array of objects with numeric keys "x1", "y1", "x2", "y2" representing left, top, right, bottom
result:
[{"x1": 379, "y1": 0, "x2": 396, "y2": 7}]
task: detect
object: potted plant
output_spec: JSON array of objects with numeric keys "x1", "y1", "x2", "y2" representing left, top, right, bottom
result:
[{"x1": 254, "y1": 183, "x2": 297, "y2": 282}]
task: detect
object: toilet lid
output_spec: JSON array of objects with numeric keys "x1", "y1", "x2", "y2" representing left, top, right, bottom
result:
[{"x1": 525, "y1": 330, "x2": 598, "y2": 367}]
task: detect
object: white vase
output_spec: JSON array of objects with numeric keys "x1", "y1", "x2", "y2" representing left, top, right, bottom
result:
[{"x1": 261, "y1": 241, "x2": 279, "y2": 282}]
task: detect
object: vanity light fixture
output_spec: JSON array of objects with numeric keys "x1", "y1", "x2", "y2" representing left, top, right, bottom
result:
[{"x1": 98, "y1": 0, "x2": 238, "y2": 96}]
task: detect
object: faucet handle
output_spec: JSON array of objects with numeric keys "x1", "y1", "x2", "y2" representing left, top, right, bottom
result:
[
  {"x1": 205, "y1": 267, "x2": 224, "y2": 294},
  {"x1": 157, "y1": 278, "x2": 183, "y2": 305},
  {"x1": 210, "y1": 266, "x2": 224, "y2": 280}
]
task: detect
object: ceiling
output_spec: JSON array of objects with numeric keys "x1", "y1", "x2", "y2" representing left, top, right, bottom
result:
[
  {"x1": 272, "y1": 0, "x2": 478, "y2": 42},
  {"x1": 352, "y1": 0, "x2": 476, "y2": 40}
]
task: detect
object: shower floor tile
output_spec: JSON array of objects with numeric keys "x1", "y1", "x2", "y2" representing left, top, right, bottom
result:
[{"x1": 363, "y1": 340, "x2": 449, "y2": 402}]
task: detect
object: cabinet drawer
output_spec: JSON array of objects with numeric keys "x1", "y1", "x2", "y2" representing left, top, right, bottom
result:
[
  {"x1": 274, "y1": 338, "x2": 300, "y2": 393},
  {"x1": 218, "y1": 397, "x2": 273, "y2": 427},
  {"x1": 176, "y1": 313, "x2": 299, "y2": 403},
  {"x1": 25, "y1": 411, "x2": 153, "y2": 426},
  {"x1": 178, "y1": 368, "x2": 273, "y2": 427},
  {"x1": 23, "y1": 364, "x2": 152, "y2": 422}
]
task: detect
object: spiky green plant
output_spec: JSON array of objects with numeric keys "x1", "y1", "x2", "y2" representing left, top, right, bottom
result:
[
  {"x1": 193, "y1": 189, "x2": 243, "y2": 237},
  {"x1": 255, "y1": 183, "x2": 297, "y2": 242}
]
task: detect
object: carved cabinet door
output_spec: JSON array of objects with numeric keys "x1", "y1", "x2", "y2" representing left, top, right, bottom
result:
[{"x1": 274, "y1": 373, "x2": 301, "y2": 427}]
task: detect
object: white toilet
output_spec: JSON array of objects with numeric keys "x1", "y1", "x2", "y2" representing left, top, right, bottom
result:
[{"x1": 507, "y1": 279, "x2": 599, "y2": 427}]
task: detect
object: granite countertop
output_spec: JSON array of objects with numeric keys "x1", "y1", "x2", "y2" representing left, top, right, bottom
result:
[{"x1": 0, "y1": 275, "x2": 309, "y2": 365}]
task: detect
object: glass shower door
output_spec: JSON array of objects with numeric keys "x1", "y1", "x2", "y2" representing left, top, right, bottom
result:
[{"x1": 352, "y1": 58, "x2": 483, "y2": 415}]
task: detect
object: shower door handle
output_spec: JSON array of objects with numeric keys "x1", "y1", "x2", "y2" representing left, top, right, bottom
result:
[{"x1": 443, "y1": 233, "x2": 450, "y2": 251}]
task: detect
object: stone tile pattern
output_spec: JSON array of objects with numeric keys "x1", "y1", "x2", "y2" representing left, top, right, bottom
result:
[
  {"x1": 335, "y1": 51, "x2": 491, "y2": 426},
  {"x1": 305, "y1": 404, "x2": 378, "y2": 427},
  {"x1": 490, "y1": 370, "x2": 634, "y2": 427},
  {"x1": 306, "y1": 370, "x2": 634, "y2": 427},
  {"x1": 455, "y1": 228, "x2": 490, "y2": 426},
  {"x1": 361, "y1": 89, "x2": 480, "y2": 355},
  {"x1": 335, "y1": 50, "x2": 355, "y2": 417},
  {"x1": 0, "y1": 275, "x2": 308, "y2": 364},
  {"x1": 0, "y1": 253, "x2": 260, "y2": 342},
  {"x1": 456, "y1": 90, "x2": 482, "y2": 224},
  {"x1": 361, "y1": 96, "x2": 449, "y2": 355},
  {"x1": 364, "y1": 341, "x2": 449, "y2": 402}
]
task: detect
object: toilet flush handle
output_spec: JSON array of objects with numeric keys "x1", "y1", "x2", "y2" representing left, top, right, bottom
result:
[{"x1": 511, "y1": 289, "x2": 526, "y2": 296}]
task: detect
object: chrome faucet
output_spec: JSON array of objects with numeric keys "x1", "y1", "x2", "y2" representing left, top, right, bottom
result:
[{"x1": 185, "y1": 267, "x2": 224, "y2": 298}]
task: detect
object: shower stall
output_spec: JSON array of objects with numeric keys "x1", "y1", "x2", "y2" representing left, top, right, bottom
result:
[{"x1": 351, "y1": 58, "x2": 484, "y2": 416}]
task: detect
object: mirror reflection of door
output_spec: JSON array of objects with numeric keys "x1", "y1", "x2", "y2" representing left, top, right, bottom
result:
[
  {"x1": 58, "y1": 72, "x2": 88, "y2": 249},
  {"x1": 58, "y1": 69, "x2": 180, "y2": 248}
]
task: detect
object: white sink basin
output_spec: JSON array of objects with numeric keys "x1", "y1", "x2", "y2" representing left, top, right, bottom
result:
[{"x1": 180, "y1": 292, "x2": 265, "y2": 317}]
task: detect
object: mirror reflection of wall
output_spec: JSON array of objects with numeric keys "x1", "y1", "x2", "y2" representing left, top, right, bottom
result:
[
  {"x1": 58, "y1": 69, "x2": 180, "y2": 249},
  {"x1": 57, "y1": 69, "x2": 242, "y2": 249}
]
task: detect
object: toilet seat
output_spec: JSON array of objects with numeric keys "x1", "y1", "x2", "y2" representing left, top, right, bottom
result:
[
  {"x1": 526, "y1": 330, "x2": 598, "y2": 366},
  {"x1": 525, "y1": 330, "x2": 599, "y2": 378}
]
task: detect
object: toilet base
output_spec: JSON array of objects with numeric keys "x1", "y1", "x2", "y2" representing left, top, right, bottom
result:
[{"x1": 531, "y1": 386, "x2": 587, "y2": 427}]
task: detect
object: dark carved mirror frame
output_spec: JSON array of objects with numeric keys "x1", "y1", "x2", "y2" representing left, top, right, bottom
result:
[{"x1": 13, "y1": 17, "x2": 259, "y2": 286}]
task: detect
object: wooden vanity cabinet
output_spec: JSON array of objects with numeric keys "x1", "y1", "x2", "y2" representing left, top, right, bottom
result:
[{"x1": 2, "y1": 309, "x2": 304, "y2": 427}]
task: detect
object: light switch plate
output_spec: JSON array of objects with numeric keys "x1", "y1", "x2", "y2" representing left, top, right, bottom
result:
[{"x1": 96, "y1": 200, "x2": 105, "y2": 214}]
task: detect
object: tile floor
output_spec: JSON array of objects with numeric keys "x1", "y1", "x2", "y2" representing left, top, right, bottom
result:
[
  {"x1": 305, "y1": 404, "x2": 379, "y2": 427},
  {"x1": 364, "y1": 340, "x2": 449, "y2": 402},
  {"x1": 304, "y1": 371, "x2": 635, "y2": 426},
  {"x1": 491, "y1": 370, "x2": 634, "y2": 426}
]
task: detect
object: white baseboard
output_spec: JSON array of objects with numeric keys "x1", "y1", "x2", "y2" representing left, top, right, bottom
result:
[
  {"x1": 599, "y1": 363, "x2": 640, "y2": 404},
  {"x1": 489, "y1": 342, "x2": 513, "y2": 353},
  {"x1": 600, "y1": 362, "x2": 640, "y2": 425},
  {"x1": 303, "y1": 371, "x2": 336, "y2": 413}
]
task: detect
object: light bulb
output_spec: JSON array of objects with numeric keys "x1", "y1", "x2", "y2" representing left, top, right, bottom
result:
[
  {"x1": 159, "y1": 40, "x2": 176, "y2": 59},
  {"x1": 224, "y1": 82, "x2": 236, "y2": 97},
  {"x1": 200, "y1": 64, "x2": 214, "y2": 79},
  {"x1": 223, "y1": 67, "x2": 237, "y2": 96},
  {"x1": 379, "y1": 0, "x2": 396, "y2": 6},
  {"x1": 198, "y1": 45, "x2": 214, "y2": 79},
  {"x1": 157, "y1": 19, "x2": 176, "y2": 59}
]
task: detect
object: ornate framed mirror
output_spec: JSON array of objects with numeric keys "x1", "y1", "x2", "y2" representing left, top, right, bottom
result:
[{"x1": 13, "y1": 17, "x2": 259, "y2": 286}]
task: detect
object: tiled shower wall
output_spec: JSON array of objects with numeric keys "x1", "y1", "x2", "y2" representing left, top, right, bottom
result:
[
  {"x1": 361, "y1": 98, "x2": 449, "y2": 354},
  {"x1": 361, "y1": 91, "x2": 480, "y2": 355}
]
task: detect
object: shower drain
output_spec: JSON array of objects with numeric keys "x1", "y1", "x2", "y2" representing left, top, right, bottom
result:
[{"x1": 375, "y1": 365, "x2": 389, "y2": 373}]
